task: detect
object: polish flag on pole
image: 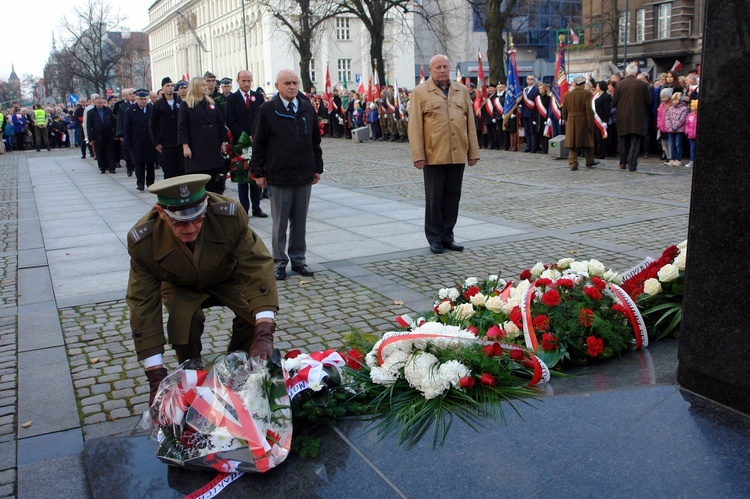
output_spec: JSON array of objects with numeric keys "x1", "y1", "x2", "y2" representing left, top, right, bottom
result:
[
  {"x1": 474, "y1": 52, "x2": 487, "y2": 114},
  {"x1": 373, "y1": 70, "x2": 380, "y2": 100},
  {"x1": 324, "y1": 66, "x2": 334, "y2": 113},
  {"x1": 569, "y1": 28, "x2": 580, "y2": 45},
  {"x1": 181, "y1": 73, "x2": 190, "y2": 82},
  {"x1": 419, "y1": 64, "x2": 425, "y2": 85},
  {"x1": 357, "y1": 79, "x2": 365, "y2": 96},
  {"x1": 671, "y1": 60, "x2": 684, "y2": 72}
]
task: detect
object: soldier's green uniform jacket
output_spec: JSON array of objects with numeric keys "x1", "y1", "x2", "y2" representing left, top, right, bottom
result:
[{"x1": 126, "y1": 192, "x2": 278, "y2": 359}]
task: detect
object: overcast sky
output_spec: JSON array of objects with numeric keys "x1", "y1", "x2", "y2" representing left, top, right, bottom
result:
[{"x1": 1, "y1": 0, "x2": 152, "y2": 80}]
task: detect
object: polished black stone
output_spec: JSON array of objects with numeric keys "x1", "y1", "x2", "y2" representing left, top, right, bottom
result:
[
  {"x1": 84, "y1": 342, "x2": 750, "y2": 497},
  {"x1": 677, "y1": 0, "x2": 750, "y2": 413}
]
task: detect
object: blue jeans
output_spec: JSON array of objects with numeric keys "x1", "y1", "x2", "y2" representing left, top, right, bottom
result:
[
  {"x1": 668, "y1": 133, "x2": 683, "y2": 161},
  {"x1": 689, "y1": 139, "x2": 696, "y2": 162}
]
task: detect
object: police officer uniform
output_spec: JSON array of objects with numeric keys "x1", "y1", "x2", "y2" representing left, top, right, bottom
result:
[{"x1": 126, "y1": 174, "x2": 279, "y2": 402}]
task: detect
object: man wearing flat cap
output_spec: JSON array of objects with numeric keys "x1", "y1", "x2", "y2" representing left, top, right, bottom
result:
[
  {"x1": 123, "y1": 89, "x2": 158, "y2": 190},
  {"x1": 561, "y1": 75, "x2": 599, "y2": 171},
  {"x1": 127, "y1": 174, "x2": 279, "y2": 404},
  {"x1": 176, "y1": 80, "x2": 188, "y2": 100}
]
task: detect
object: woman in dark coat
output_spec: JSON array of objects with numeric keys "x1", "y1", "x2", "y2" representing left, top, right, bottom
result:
[
  {"x1": 178, "y1": 77, "x2": 229, "y2": 193},
  {"x1": 593, "y1": 81, "x2": 612, "y2": 159}
]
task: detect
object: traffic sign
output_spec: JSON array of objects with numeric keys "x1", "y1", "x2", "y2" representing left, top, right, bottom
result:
[{"x1": 69, "y1": 94, "x2": 79, "y2": 105}]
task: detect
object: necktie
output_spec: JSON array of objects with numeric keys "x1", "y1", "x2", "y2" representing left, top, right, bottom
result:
[
  {"x1": 245, "y1": 93, "x2": 251, "y2": 109},
  {"x1": 287, "y1": 102, "x2": 295, "y2": 114}
]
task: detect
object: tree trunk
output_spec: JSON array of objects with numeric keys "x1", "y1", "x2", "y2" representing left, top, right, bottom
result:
[
  {"x1": 298, "y1": 34, "x2": 314, "y2": 91},
  {"x1": 370, "y1": 10, "x2": 386, "y2": 87}
]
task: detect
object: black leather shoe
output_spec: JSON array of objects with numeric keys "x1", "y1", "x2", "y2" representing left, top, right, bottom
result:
[
  {"x1": 585, "y1": 161, "x2": 600, "y2": 168},
  {"x1": 100, "y1": 170, "x2": 106, "y2": 174},
  {"x1": 429, "y1": 242, "x2": 444, "y2": 254},
  {"x1": 252, "y1": 209, "x2": 269, "y2": 218},
  {"x1": 442, "y1": 241, "x2": 464, "y2": 251},
  {"x1": 275, "y1": 267, "x2": 286, "y2": 280},
  {"x1": 292, "y1": 265, "x2": 314, "y2": 276}
]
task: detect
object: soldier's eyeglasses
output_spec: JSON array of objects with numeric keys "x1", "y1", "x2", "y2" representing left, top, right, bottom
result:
[{"x1": 167, "y1": 214, "x2": 205, "y2": 227}]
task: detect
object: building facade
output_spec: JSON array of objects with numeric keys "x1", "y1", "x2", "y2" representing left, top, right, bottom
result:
[{"x1": 145, "y1": 0, "x2": 415, "y2": 93}]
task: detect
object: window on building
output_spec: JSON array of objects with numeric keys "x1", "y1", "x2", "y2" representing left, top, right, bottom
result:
[
  {"x1": 657, "y1": 3, "x2": 672, "y2": 39},
  {"x1": 619, "y1": 11, "x2": 630, "y2": 44},
  {"x1": 310, "y1": 59, "x2": 316, "y2": 83},
  {"x1": 636, "y1": 9, "x2": 645, "y2": 42},
  {"x1": 590, "y1": 21, "x2": 603, "y2": 44},
  {"x1": 337, "y1": 58, "x2": 351, "y2": 83},
  {"x1": 336, "y1": 17, "x2": 350, "y2": 40}
]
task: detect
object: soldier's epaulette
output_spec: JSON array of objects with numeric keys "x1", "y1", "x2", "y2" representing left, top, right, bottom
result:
[
  {"x1": 211, "y1": 202, "x2": 239, "y2": 216},
  {"x1": 128, "y1": 220, "x2": 155, "y2": 244}
]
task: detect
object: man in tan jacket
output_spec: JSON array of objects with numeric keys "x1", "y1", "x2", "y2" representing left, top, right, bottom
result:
[{"x1": 408, "y1": 54, "x2": 480, "y2": 254}]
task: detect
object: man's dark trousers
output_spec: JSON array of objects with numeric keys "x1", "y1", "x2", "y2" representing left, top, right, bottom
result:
[
  {"x1": 620, "y1": 134, "x2": 642, "y2": 171},
  {"x1": 423, "y1": 163, "x2": 464, "y2": 244}
]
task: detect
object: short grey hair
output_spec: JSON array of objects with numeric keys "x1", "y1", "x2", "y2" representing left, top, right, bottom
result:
[{"x1": 625, "y1": 64, "x2": 639, "y2": 76}]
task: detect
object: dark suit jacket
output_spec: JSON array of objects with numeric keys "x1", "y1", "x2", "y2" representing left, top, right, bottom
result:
[
  {"x1": 612, "y1": 75, "x2": 652, "y2": 136},
  {"x1": 86, "y1": 106, "x2": 114, "y2": 144},
  {"x1": 149, "y1": 96, "x2": 182, "y2": 147},
  {"x1": 521, "y1": 85, "x2": 540, "y2": 119},
  {"x1": 123, "y1": 103, "x2": 158, "y2": 164},
  {"x1": 177, "y1": 99, "x2": 228, "y2": 174},
  {"x1": 594, "y1": 92, "x2": 612, "y2": 123},
  {"x1": 225, "y1": 90, "x2": 263, "y2": 142}
]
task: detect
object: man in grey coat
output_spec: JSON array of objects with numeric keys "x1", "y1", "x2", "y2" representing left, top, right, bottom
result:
[{"x1": 612, "y1": 64, "x2": 652, "y2": 171}]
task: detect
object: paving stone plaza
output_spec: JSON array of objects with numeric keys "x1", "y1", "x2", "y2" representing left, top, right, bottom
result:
[{"x1": 0, "y1": 140, "x2": 707, "y2": 496}]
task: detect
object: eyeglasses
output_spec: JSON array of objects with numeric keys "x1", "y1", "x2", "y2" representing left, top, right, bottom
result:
[{"x1": 166, "y1": 214, "x2": 205, "y2": 227}]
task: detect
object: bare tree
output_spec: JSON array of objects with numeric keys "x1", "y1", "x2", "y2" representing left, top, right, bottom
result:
[
  {"x1": 466, "y1": 0, "x2": 523, "y2": 85},
  {"x1": 58, "y1": 0, "x2": 126, "y2": 94},
  {"x1": 260, "y1": 0, "x2": 343, "y2": 91},
  {"x1": 332, "y1": 0, "x2": 411, "y2": 89}
]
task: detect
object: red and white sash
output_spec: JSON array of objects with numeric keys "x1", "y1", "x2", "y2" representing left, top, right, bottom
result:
[
  {"x1": 522, "y1": 87, "x2": 536, "y2": 110},
  {"x1": 592, "y1": 95, "x2": 608, "y2": 138},
  {"x1": 535, "y1": 96, "x2": 548, "y2": 119}
]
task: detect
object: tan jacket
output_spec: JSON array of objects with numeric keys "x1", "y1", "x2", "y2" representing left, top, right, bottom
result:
[
  {"x1": 126, "y1": 193, "x2": 278, "y2": 359},
  {"x1": 408, "y1": 77, "x2": 480, "y2": 165}
]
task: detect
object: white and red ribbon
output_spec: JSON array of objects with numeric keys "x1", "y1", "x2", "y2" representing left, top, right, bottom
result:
[
  {"x1": 285, "y1": 349, "x2": 345, "y2": 400},
  {"x1": 535, "y1": 96, "x2": 548, "y2": 119},
  {"x1": 183, "y1": 471, "x2": 244, "y2": 499},
  {"x1": 592, "y1": 97, "x2": 608, "y2": 138},
  {"x1": 522, "y1": 88, "x2": 536, "y2": 110}
]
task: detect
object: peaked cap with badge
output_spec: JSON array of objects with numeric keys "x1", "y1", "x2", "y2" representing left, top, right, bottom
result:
[{"x1": 149, "y1": 174, "x2": 211, "y2": 222}]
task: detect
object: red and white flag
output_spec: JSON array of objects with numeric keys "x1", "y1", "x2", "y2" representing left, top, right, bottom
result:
[
  {"x1": 181, "y1": 73, "x2": 190, "y2": 82},
  {"x1": 324, "y1": 66, "x2": 335, "y2": 113},
  {"x1": 569, "y1": 28, "x2": 580, "y2": 45},
  {"x1": 474, "y1": 52, "x2": 487, "y2": 114},
  {"x1": 671, "y1": 60, "x2": 684, "y2": 72},
  {"x1": 419, "y1": 64, "x2": 425, "y2": 85},
  {"x1": 373, "y1": 70, "x2": 380, "y2": 100},
  {"x1": 357, "y1": 79, "x2": 365, "y2": 96}
]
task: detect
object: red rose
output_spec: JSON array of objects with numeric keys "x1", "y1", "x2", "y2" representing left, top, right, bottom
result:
[
  {"x1": 509, "y1": 349, "x2": 525, "y2": 361},
  {"x1": 510, "y1": 306, "x2": 523, "y2": 329},
  {"x1": 467, "y1": 325, "x2": 480, "y2": 336},
  {"x1": 519, "y1": 269, "x2": 532, "y2": 280},
  {"x1": 532, "y1": 314, "x2": 550, "y2": 331},
  {"x1": 556, "y1": 278, "x2": 575, "y2": 288},
  {"x1": 285, "y1": 349, "x2": 302, "y2": 359},
  {"x1": 586, "y1": 336, "x2": 604, "y2": 357},
  {"x1": 578, "y1": 308, "x2": 595, "y2": 327},
  {"x1": 483, "y1": 342, "x2": 503, "y2": 357},
  {"x1": 541, "y1": 289, "x2": 561, "y2": 306},
  {"x1": 583, "y1": 286, "x2": 602, "y2": 300},
  {"x1": 459, "y1": 376, "x2": 476, "y2": 388},
  {"x1": 345, "y1": 349, "x2": 364, "y2": 370},
  {"x1": 485, "y1": 325, "x2": 505, "y2": 340},
  {"x1": 463, "y1": 285, "x2": 481, "y2": 300},
  {"x1": 536, "y1": 278, "x2": 552, "y2": 287},
  {"x1": 541, "y1": 333, "x2": 558, "y2": 351},
  {"x1": 590, "y1": 276, "x2": 606, "y2": 290},
  {"x1": 480, "y1": 373, "x2": 497, "y2": 386}
]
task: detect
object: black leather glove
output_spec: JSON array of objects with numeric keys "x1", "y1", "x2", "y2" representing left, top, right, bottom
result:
[
  {"x1": 250, "y1": 322, "x2": 275, "y2": 359},
  {"x1": 146, "y1": 367, "x2": 168, "y2": 406}
]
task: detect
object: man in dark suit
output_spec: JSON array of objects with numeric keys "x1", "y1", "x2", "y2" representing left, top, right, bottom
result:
[
  {"x1": 87, "y1": 96, "x2": 117, "y2": 174},
  {"x1": 250, "y1": 69, "x2": 324, "y2": 281},
  {"x1": 612, "y1": 64, "x2": 652, "y2": 171},
  {"x1": 521, "y1": 75, "x2": 540, "y2": 153},
  {"x1": 330, "y1": 89, "x2": 343, "y2": 138},
  {"x1": 225, "y1": 69, "x2": 268, "y2": 218},
  {"x1": 124, "y1": 89, "x2": 158, "y2": 190},
  {"x1": 149, "y1": 77, "x2": 184, "y2": 179},
  {"x1": 115, "y1": 88, "x2": 136, "y2": 176}
]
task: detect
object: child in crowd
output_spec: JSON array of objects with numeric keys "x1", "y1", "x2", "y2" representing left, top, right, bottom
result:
[
  {"x1": 684, "y1": 99, "x2": 698, "y2": 168},
  {"x1": 367, "y1": 102, "x2": 381, "y2": 140},
  {"x1": 664, "y1": 92, "x2": 689, "y2": 166},
  {"x1": 349, "y1": 100, "x2": 365, "y2": 129},
  {"x1": 657, "y1": 87, "x2": 674, "y2": 163}
]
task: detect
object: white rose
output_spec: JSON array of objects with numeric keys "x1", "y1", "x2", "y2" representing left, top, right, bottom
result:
[
  {"x1": 602, "y1": 269, "x2": 622, "y2": 284},
  {"x1": 588, "y1": 259, "x2": 605, "y2": 276},
  {"x1": 437, "y1": 301, "x2": 452, "y2": 315},
  {"x1": 557, "y1": 258, "x2": 575, "y2": 269},
  {"x1": 677, "y1": 239, "x2": 688, "y2": 251},
  {"x1": 448, "y1": 288, "x2": 460, "y2": 301},
  {"x1": 488, "y1": 274, "x2": 499, "y2": 282},
  {"x1": 465, "y1": 277, "x2": 478, "y2": 287},
  {"x1": 503, "y1": 321, "x2": 521, "y2": 338},
  {"x1": 657, "y1": 263, "x2": 680, "y2": 282},
  {"x1": 643, "y1": 278, "x2": 662, "y2": 296},
  {"x1": 540, "y1": 268, "x2": 562, "y2": 280},
  {"x1": 470, "y1": 292, "x2": 487, "y2": 307},
  {"x1": 438, "y1": 288, "x2": 449, "y2": 300},
  {"x1": 453, "y1": 303, "x2": 476, "y2": 320},
  {"x1": 531, "y1": 262, "x2": 546, "y2": 277},
  {"x1": 485, "y1": 295, "x2": 505, "y2": 314},
  {"x1": 674, "y1": 250, "x2": 687, "y2": 271},
  {"x1": 570, "y1": 261, "x2": 589, "y2": 274}
]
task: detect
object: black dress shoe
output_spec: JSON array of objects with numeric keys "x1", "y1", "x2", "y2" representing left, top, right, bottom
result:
[
  {"x1": 275, "y1": 267, "x2": 286, "y2": 280},
  {"x1": 429, "y1": 242, "x2": 444, "y2": 254},
  {"x1": 137, "y1": 186, "x2": 144, "y2": 191},
  {"x1": 109, "y1": 169, "x2": 116, "y2": 173},
  {"x1": 292, "y1": 264, "x2": 314, "y2": 276},
  {"x1": 585, "y1": 161, "x2": 600, "y2": 168},
  {"x1": 442, "y1": 241, "x2": 464, "y2": 251},
  {"x1": 100, "y1": 170, "x2": 106, "y2": 174},
  {"x1": 252, "y1": 209, "x2": 269, "y2": 218}
]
